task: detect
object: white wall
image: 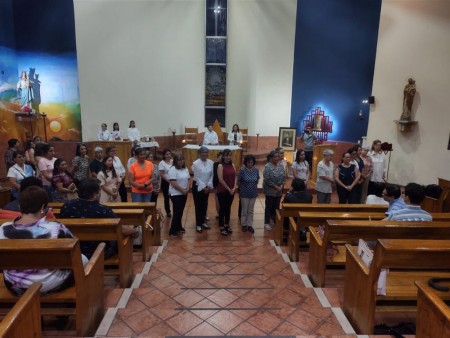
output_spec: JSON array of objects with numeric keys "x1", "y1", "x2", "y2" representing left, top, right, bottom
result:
[
  {"x1": 368, "y1": 0, "x2": 450, "y2": 185},
  {"x1": 74, "y1": 0, "x2": 205, "y2": 139},
  {"x1": 74, "y1": 0, "x2": 296, "y2": 140},
  {"x1": 227, "y1": 0, "x2": 297, "y2": 136}
]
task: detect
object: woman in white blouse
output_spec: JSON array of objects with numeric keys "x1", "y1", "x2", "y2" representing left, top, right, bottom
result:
[
  {"x1": 227, "y1": 124, "x2": 243, "y2": 145},
  {"x1": 97, "y1": 123, "x2": 111, "y2": 141},
  {"x1": 127, "y1": 120, "x2": 141, "y2": 144},
  {"x1": 159, "y1": 149, "x2": 173, "y2": 217},
  {"x1": 110, "y1": 122, "x2": 122, "y2": 141},
  {"x1": 106, "y1": 146, "x2": 127, "y2": 202},
  {"x1": 168, "y1": 154, "x2": 190, "y2": 237},
  {"x1": 291, "y1": 149, "x2": 310, "y2": 182},
  {"x1": 368, "y1": 139, "x2": 387, "y2": 195}
]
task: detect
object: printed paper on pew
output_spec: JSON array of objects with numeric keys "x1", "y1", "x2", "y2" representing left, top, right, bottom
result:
[
  {"x1": 357, "y1": 239, "x2": 374, "y2": 267},
  {"x1": 357, "y1": 239, "x2": 388, "y2": 295}
]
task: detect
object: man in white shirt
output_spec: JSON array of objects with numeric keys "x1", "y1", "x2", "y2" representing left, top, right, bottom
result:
[{"x1": 203, "y1": 125, "x2": 219, "y2": 145}]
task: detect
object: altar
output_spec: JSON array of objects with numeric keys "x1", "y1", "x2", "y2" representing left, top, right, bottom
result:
[{"x1": 182, "y1": 145, "x2": 243, "y2": 172}]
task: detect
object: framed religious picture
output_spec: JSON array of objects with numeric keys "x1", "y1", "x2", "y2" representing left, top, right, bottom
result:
[{"x1": 278, "y1": 127, "x2": 297, "y2": 151}]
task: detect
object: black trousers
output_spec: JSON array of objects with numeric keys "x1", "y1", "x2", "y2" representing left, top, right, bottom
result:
[
  {"x1": 217, "y1": 192, "x2": 235, "y2": 228},
  {"x1": 169, "y1": 195, "x2": 187, "y2": 235},
  {"x1": 160, "y1": 180, "x2": 171, "y2": 215},
  {"x1": 336, "y1": 186, "x2": 359, "y2": 204},
  {"x1": 192, "y1": 181, "x2": 209, "y2": 226},
  {"x1": 305, "y1": 150, "x2": 313, "y2": 174},
  {"x1": 119, "y1": 180, "x2": 127, "y2": 202},
  {"x1": 264, "y1": 195, "x2": 281, "y2": 224}
]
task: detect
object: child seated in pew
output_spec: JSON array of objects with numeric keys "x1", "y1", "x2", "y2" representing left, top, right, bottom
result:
[
  {"x1": 59, "y1": 178, "x2": 138, "y2": 259},
  {"x1": 282, "y1": 178, "x2": 312, "y2": 242},
  {"x1": 0, "y1": 186, "x2": 88, "y2": 295}
]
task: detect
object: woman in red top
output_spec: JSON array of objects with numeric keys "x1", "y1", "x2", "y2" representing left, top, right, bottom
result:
[
  {"x1": 129, "y1": 147, "x2": 154, "y2": 202},
  {"x1": 216, "y1": 149, "x2": 236, "y2": 236}
]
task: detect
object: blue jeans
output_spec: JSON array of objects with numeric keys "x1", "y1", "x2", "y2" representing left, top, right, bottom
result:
[{"x1": 131, "y1": 192, "x2": 152, "y2": 202}]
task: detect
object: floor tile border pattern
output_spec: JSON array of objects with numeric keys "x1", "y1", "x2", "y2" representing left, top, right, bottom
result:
[
  {"x1": 270, "y1": 239, "x2": 357, "y2": 336},
  {"x1": 95, "y1": 240, "x2": 169, "y2": 336},
  {"x1": 96, "y1": 239, "x2": 359, "y2": 337}
]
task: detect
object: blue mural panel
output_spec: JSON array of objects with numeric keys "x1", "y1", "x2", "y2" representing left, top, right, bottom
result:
[{"x1": 290, "y1": 0, "x2": 381, "y2": 142}]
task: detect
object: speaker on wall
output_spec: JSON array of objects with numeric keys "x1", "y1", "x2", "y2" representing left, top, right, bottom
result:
[{"x1": 368, "y1": 96, "x2": 375, "y2": 104}]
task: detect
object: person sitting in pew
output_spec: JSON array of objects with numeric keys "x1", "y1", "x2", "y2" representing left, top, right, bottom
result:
[
  {"x1": 0, "y1": 186, "x2": 86, "y2": 295},
  {"x1": 283, "y1": 178, "x2": 312, "y2": 240},
  {"x1": 365, "y1": 181, "x2": 389, "y2": 205},
  {"x1": 0, "y1": 177, "x2": 55, "y2": 219},
  {"x1": 387, "y1": 182, "x2": 432, "y2": 221},
  {"x1": 382, "y1": 183, "x2": 406, "y2": 218},
  {"x1": 59, "y1": 178, "x2": 137, "y2": 259}
]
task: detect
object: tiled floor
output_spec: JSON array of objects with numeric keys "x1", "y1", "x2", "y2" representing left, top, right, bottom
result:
[{"x1": 41, "y1": 191, "x2": 413, "y2": 337}]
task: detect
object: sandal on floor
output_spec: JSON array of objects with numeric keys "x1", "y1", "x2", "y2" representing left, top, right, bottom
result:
[
  {"x1": 225, "y1": 225, "x2": 233, "y2": 234},
  {"x1": 196, "y1": 226, "x2": 203, "y2": 233},
  {"x1": 220, "y1": 228, "x2": 228, "y2": 236}
]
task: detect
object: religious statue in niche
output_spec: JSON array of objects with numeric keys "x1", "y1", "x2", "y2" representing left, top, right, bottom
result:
[{"x1": 400, "y1": 77, "x2": 416, "y2": 121}]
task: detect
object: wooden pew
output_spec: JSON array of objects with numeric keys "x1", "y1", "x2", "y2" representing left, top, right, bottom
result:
[
  {"x1": 0, "y1": 282, "x2": 42, "y2": 338},
  {"x1": 52, "y1": 208, "x2": 153, "y2": 262},
  {"x1": 415, "y1": 280, "x2": 450, "y2": 338},
  {"x1": 50, "y1": 201, "x2": 161, "y2": 259},
  {"x1": 287, "y1": 211, "x2": 386, "y2": 262},
  {"x1": 343, "y1": 239, "x2": 450, "y2": 335},
  {"x1": 57, "y1": 218, "x2": 133, "y2": 288},
  {"x1": 275, "y1": 203, "x2": 388, "y2": 246},
  {"x1": 308, "y1": 219, "x2": 450, "y2": 287},
  {"x1": 0, "y1": 239, "x2": 105, "y2": 337}
]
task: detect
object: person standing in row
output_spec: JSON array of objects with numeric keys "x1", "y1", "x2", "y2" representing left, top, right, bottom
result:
[
  {"x1": 315, "y1": 149, "x2": 335, "y2": 204},
  {"x1": 4, "y1": 139, "x2": 20, "y2": 170},
  {"x1": 159, "y1": 149, "x2": 173, "y2": 217},
  {"x1": 97, "y1": 155, "x2": 121, "y2": 203},
  {"x1": 334, "y1": 152, "x2": 360, "y2": 204},
  {"x1": 192, "y1": 147, "x2": 214, "y2": 233},
  {"x1": 38, "y1": 143, "x2": 56, "y2": 202},
  {"x1": 263, "y1": 150, "x2": 286, "y2": 231},
  {"x1": 7, "y1": 150, "x2": 35, "y2": 200},
  {"x1": 203, "y1": 125, "x2": 219, "y2": 145},
  {"x1": 106, "y1": 146, "x2": 127, "y2": 202},
  {"x1": 51, "y1": 159, "x2": 77, "y2": 202},
  {"x1": 299, "y1": 125, "x2": 317, "y2": 173},
  {"x1": 217, "y1": 149, "x2": 236, "y2": 236},
  {"x1": 291, "y1": 149, "x2": 310, "y2": 183},
  {"x1": 348, "y1": 145, "x2": 365, "y2": 204},
  {"x1": 89, "y1": 147, "x2": 104, "y2": 177},
  {"x1": 129, "y1": 147, "x2": 153, "y2": 202},
  {"x1": 368, "y1": 139, "x2": 387, "y2": 195},
  {"x1": 359, "y1": 146, "x2": 373, "y2": 203},
  {"x1": 237, "y1": 155, "x2": 259, "y2": 234},
  {"x1": 168, "y1": 154, "x2": 190, "y2": 237},
  {"x1": 146, "y1": 151, "x2": 160, "y2": 204},
  {"x1": 71, "y1": 143, "x2": 89, "y2": 188}
]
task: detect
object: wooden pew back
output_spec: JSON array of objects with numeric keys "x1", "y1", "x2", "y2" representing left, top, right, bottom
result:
[
  {"x1": 57, "y1": 218, "x2": 133, "y2": 288},
  {"x1": 308, "y1": 220, "x2": 450, "y2": 287},
  {"x1": 0, "y1": 239, "x2": 104, "y2": 337},
  {"x1": 415, "y1": 280, "x2": 450, "y2": 338},
  {"x1": 0, "y1": 282, "x2": 42, "y2": 338},
  {"x1": 287, "y1": 211, "x2": 386, "y2": 262},
  {"x1": 343, "y1": 239, "x2": 450, "y2": 334},
  {"x1": 275, "y1": 203, "x2": 388, "y2": 245}
]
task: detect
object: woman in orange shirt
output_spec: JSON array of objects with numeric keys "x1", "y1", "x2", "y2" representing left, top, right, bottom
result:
[{"x1": 129, "y1": 147, "x2": 154, "y2": 202}]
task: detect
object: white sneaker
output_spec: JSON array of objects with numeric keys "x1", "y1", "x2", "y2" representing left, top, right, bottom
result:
[{"x1": 264, "y1": 223, "x2": 272, "y2": 231}]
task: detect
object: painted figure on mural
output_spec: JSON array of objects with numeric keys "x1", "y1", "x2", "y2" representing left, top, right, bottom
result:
[
  {"x1": 401, "y1": 78, "x2": 416, "y2": 121},
  {"x1": 16, "y1": 70, "x2": 33, "y2": 110}
]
